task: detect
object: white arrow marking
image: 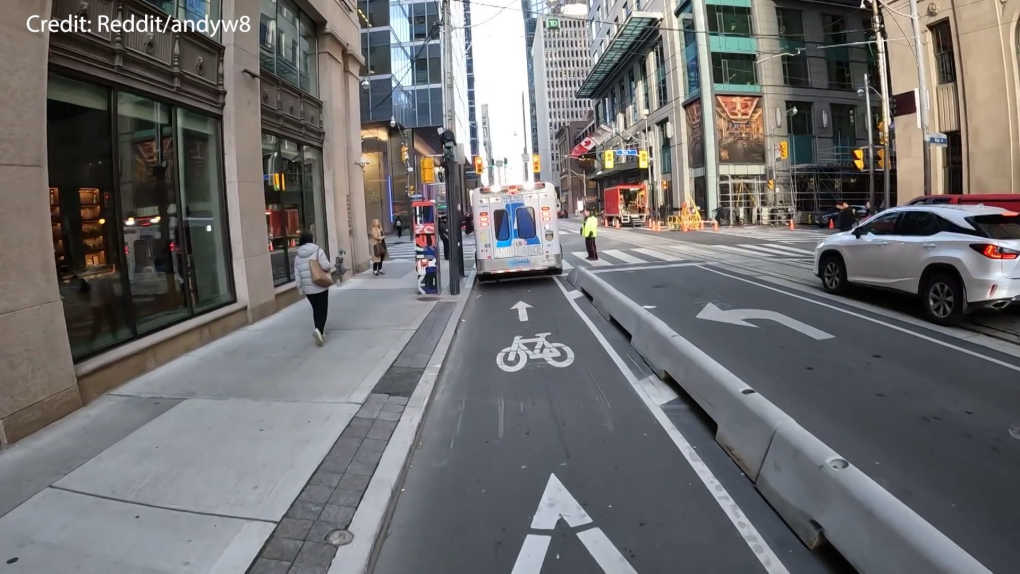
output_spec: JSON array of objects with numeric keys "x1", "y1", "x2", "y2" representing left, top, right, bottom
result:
[
  {"x1": 512, "y1": 474, "x2": 638, "y2": 574},
  {"x1": 512, "y1": 301, "x2": 532, "y2": 322},
  {"x1": 530, "y1": 473, "x2": 592, "y2": 529},
  {"x1": 697, "y1": 303, "x2": 834, "y2": 341}
]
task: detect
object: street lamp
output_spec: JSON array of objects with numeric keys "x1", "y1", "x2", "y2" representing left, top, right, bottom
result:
[{"x1": 857, "y1": 73, "x2": 890, "y2": 211}]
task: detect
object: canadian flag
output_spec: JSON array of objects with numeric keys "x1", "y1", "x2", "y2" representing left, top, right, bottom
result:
[{"x1": 569, "y1": 137, "x2": 596, "y2": 158}]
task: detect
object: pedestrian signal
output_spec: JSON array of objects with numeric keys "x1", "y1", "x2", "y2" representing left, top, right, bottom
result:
[
  {"x1": 779, "y1": 141, "x2": 789, "y2": 160},
  {"x1": 638, "y1": 150, "x2": 648, "y2": 169},
  {"x1": 852, "y1": 149, "x2": 865, "y2": 171},
  {"x1": 603, "y1": 150, "x2": 615, "y2": 169}
]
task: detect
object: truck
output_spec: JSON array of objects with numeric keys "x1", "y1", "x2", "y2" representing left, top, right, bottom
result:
[{"x1": 602, "y1": 184, "x2": 648, "y2": 227}]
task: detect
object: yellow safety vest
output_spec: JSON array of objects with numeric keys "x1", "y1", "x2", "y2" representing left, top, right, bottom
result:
[{"x1": 582, "y1": 216, "x2": 598, "y2": 238}]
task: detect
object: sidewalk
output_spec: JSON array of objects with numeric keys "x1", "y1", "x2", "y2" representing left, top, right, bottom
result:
[{"x1": 0, "y1": 262, "x2": 473, "y2": 574}]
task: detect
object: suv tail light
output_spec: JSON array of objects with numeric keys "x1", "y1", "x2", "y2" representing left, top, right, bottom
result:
[{"x1": 970, "y1": 244, "x2": 1020, "y2": 260}]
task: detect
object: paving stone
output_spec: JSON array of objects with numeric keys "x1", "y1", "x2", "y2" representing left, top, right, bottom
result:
[
  {"x1": 344, "y1": 459, "x2": 377, "y2": 476},
  {"x1": 277, "y1": 518, "x2": 314, "y2": 540},
  {"x1": 306, "y1": 519, "x2": 339, "y2": 543},
  {"x1": 354, "y1": 406, "x2": 381, "y2": 419},
  {"x1": 319, "y1": 504, "x2": 356, "y2": 528},
  {"x1": 288, "y1": 562, "x2": 329, "y2": 574},
  {"x1": 328, "y1": 489, "x2": 362, "y2": 507},
  {"x1": 297, "y1": 485, "x2": 334, "y2": 505},
  {"x1": 359, "y1": 438, "x2": 387, "y2": 453},
  {"x1": 367, "y1": 393, "x2": 390, "y2": 404},
  {"x1": 386, "y1": 396, "x2": 409, "y2": 406},
  {"x1": 337, "y1": 473, "x2": 371, "y2": 493},
  {"x1": 295, "y1": 542, "x2": 337, "y2": 568},
  {"x1": 381, "y1": 403, "x2": 405, "y2": 413},
  {"x1": 353, "y1": 444, "x2": 384, "y2": 465},
  {"x1": 250, "y1": 558, "x2": 291, "y2": 574},
  {"x1": 308, "y1": 470, "x2": 342, "y2": 488},
  {"x1": 328, "y1": 437, "x2": 362, "y2": 459},
  {"x1": 340, "y1": 418, "x2": 374, "y2": 438},
  {"x1": 366, "y1": 419, "x2": 398, "y2": 440},
  {"x1": 286, "y1": 499, "x2": 325, "y2": 521},
  {"x1": 318, "y1": 452, "x2": 354, "y2": 474},
  {"x1": 262, "y1": 536, "x2": 304, "y2": 562},
  {"x1": 376, "y1": 410, "x2": 402, "y2": 422}
]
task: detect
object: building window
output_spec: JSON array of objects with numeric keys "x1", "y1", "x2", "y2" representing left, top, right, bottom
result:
[
  {"x1": 707, "y1": 6, "x2": 752, "y2": 37},
  {"x1": 658, "y1": 121, "x2": 672, "y2": 174},
  {"x1": 145, "y1": 0, "x2": 222, "y2": 39},
  {"x1": 47, "y1": 74, "x2": 235, "y2": 361},
  {"x1": 259, "y1": 0, "x2": 318, "y2": 96},
  {"x1": 776, "y1": 8, "x2": 804, "y2": 39},
  {"x1": 655, "y1": 41, "x2": 668, "y2": 106},
  {"x1": 629, "y1": 70, "x2": 638, "y2": 120},
  {"x1": 712, "y1": 53, "x2": 757, "y2": 85},
  {"x1": 822, "y1": 14, "x2": 847, "y2": 46},
  {"x1": 783, "y1": 53, "x2": 810, "y2": 86},
  {"x1": 944, "y1": 131, "x2": 963, "y2": 193},
  {"x1": 827, "y1": 60, "x2": 852, "y2": 90},
  {"x1": 639, "y1": 60, "x2": 650, "y2": 112},
  {"x1": 262, "y1": 134, "x2": 328, "y2": 286},
  {"x1": 931, "y1": 21, "x2": 957, "y2": 84}
]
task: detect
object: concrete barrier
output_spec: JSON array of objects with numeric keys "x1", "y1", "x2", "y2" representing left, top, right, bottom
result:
[{"x1": 570, "y1": 267, "x2": 991, "y2": 573}]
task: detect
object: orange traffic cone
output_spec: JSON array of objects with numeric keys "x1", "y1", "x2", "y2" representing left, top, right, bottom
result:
[
  {"x1": 700, "y1": 221, "x2": 705, "y2": 230},
  {"x1": 788, "y1": 219, "x2": 796, "y2": 230},
  {"x1": 712, "y1": 220, "x2": 719, "y2": 232},
  {"x1": 828, "y1": 218, "x2": 835, "y2": 230}
]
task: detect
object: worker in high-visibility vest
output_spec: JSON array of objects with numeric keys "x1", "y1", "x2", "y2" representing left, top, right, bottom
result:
[{"x1": 581, "y1": 209, "x2": 599, "y2": 261}]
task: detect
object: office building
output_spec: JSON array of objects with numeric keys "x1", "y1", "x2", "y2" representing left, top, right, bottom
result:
[
  {"x1": 883, "y1": 0, "x2": 1020, "y2": 200},
  {"x1": 533, "y1": 6, "x2": 592, "y2": 184},
  {"x1": 1, "y1": 0, "x2": 367, "y2": 443}
]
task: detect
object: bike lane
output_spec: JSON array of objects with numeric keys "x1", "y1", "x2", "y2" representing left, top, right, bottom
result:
[{"x1": 371, "y1": 277, "x2": 799, "y2": 573}]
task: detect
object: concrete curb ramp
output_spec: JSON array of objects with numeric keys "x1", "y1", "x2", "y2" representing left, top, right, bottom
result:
[{"x1": 570, "y1": 267, "x2": 991, "y2": 574}]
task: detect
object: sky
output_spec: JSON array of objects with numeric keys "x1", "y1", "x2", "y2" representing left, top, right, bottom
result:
[{"x1": 467, "y1": 0, "x2": 531, "y2": 183}]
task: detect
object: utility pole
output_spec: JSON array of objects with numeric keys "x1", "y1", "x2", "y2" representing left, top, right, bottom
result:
[
  {"x1": 440, "y1": 0, "x2": 462, "y2": 293},
  {"x1": 864, "y1": 73, "x2": 876, "y2": 208},
  {"x1": 871, "y1": 0, "x2": 893, "y2": 208},
  {"x1": 907, "y1": 0, "x2": 932, "y2": 195},
  {"x1": 521, "y1": 91, "x2": 530, "y2": 183}
]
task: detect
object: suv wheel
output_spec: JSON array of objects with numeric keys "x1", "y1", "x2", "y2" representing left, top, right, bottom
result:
[
  {"x1": 923, "y1": 273, "x2": 965, "y2": 326},
  {"x1": 820, "y1": 254, "x2": 848, "y2": 294}
]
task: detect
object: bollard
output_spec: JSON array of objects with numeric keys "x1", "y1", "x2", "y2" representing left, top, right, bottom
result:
[{"x1": 713, "y1": 220, "x2": 719, "y2": 232}]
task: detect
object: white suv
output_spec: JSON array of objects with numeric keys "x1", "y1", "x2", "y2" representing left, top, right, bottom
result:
[{"x1": 814, "y1": 205, "x2": 1020, "y2": 325}]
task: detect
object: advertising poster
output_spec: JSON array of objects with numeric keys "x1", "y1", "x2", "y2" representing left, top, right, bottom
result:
[
  {"x1": 684, "y1": 101, "x2": 705, "y2": 169},
  {"x1": 715, "y1": 95, "x2": 765, "y2": 164}
]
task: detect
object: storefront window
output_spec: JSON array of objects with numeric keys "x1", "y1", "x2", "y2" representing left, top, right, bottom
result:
[
  {"x1": 177, "y1": 108, "x2": 233, "y2": 311},
  {"x1": 47, "y1": 76, "x2": 133, "y2": 359},
  {"x1": 263, "y1": 134, "x2": 326, "y2": 285},
  {"x1": 117, "y1": 93, "x2": 190, "y2": 333},
  {"x1": 47, "y1": 75, "x2": 235, "y2": 361},
  {"x1": 259, "y1": 0, "x2": 318, "y2": 96}
]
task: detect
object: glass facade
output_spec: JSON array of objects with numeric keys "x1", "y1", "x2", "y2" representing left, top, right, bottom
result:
[
  {"x1": 144, "y1": 0, "x2": 222, "y2": 38},
  {"x1": 361, "y1": 127, "x2": 413, "y2": 234},
  {"x1": 47, "y1": 74, "x2": 234, "y2": 361},
  {"x1": 259, "y1": 0, "x2": 318, "y2": 95},
  {"x1": 359, "y1": 2, "x2": 414, "y2": 126},
  {"x1": 262, "y1": 134, "x2": 328, "y2": 286}
]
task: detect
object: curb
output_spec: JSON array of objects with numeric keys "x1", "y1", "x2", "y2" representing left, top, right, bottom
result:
[
  {"x1": 326, "y1": 271, "x2": 476, "y2": 574},
  {"x1": 570, "y1": 267, "x2": 991, "y2": 574}
]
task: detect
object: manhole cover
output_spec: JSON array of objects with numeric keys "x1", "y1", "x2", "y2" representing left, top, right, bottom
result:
[{"x1": 326, "y1": 529, "x2": 354, "y2": 547}]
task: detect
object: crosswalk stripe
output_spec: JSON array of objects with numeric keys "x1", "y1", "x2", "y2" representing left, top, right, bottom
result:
[
  {"x1": 632, "y1": 248, "x2": 683, "y2": 261},
  {"x1": 587, "y1": 257, "x2": 611, "y2": 266},
  {"x1": 571, "y1": 251, "x2": 590, "y2": 261},
  {"x1": 733, "y1": 244, "x2": 809, "y2": 257},
  {"x1": 712, "y1": 244, "x2": 778, "y2": 258},
  {"x1": 602, "y1": 249, "x2": 648, "y2": 264},
  {"x1": 758, "y1": 243, "x2": 815, "y2": 255}
]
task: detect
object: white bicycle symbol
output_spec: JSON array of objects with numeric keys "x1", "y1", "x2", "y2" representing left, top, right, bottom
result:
[{"x1": 496, "y1": 333, "x2": 575, "y2": 373}]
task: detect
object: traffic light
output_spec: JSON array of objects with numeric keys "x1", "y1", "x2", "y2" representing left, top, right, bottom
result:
[
  {"x1": 779, "y1": 141, "x2": 789, "y2": 160},
  {"x1": 401, "y1": 145, "x2": 409, "y2": 163},
  {"x1": 876, "y1": 148, "x2": 886, "y2": 170},
  {"x1": 877, "y1": 122, "x2": 886, "y2": 145},
  {"x1": 531, "y1": 154, "x2": 541, "y2": 173},
  {"x1": 852, "y1": 148, "x2": 865, "y2": 171},
  {"x1": 638, "y1": 150, "x2": 648, "y2": 169},
  {"x1": 474, "y1": 156, "x2": 484, "y2": 175},
  {"x1": 603, "y1": 150, "x2": 615, "y2": 169},
  {"x1": 421, "y1": 156, "x2": 435, "y2": 184},
  {"x1": 767, "y1": 179, "x2": 775, "y2": 191}
]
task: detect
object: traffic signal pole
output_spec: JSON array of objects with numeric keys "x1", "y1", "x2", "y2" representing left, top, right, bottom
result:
[
  {"x1": 440, "y1": 0, "x2": 461, "y2": 294},
  {"x1": 864, "y1": 73, "x2": 876, "y2": 209},
  {"x1": 871, "y1": 0, "x2": 893, "y2": 209}
]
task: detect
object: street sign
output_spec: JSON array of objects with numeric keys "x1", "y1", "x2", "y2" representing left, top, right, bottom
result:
[
  {"x1": 603, "y1": 150, "x2": 614, "y2": 169},
  {"x1": 928, "y1": 132, "x2": 949, "y2": 146},
  {"x1": 511, "y1": 474, "x2": 637, "y2": 574},
  {"x1": 696, "y1": 303, "x2": 835, "y2": 340}
]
